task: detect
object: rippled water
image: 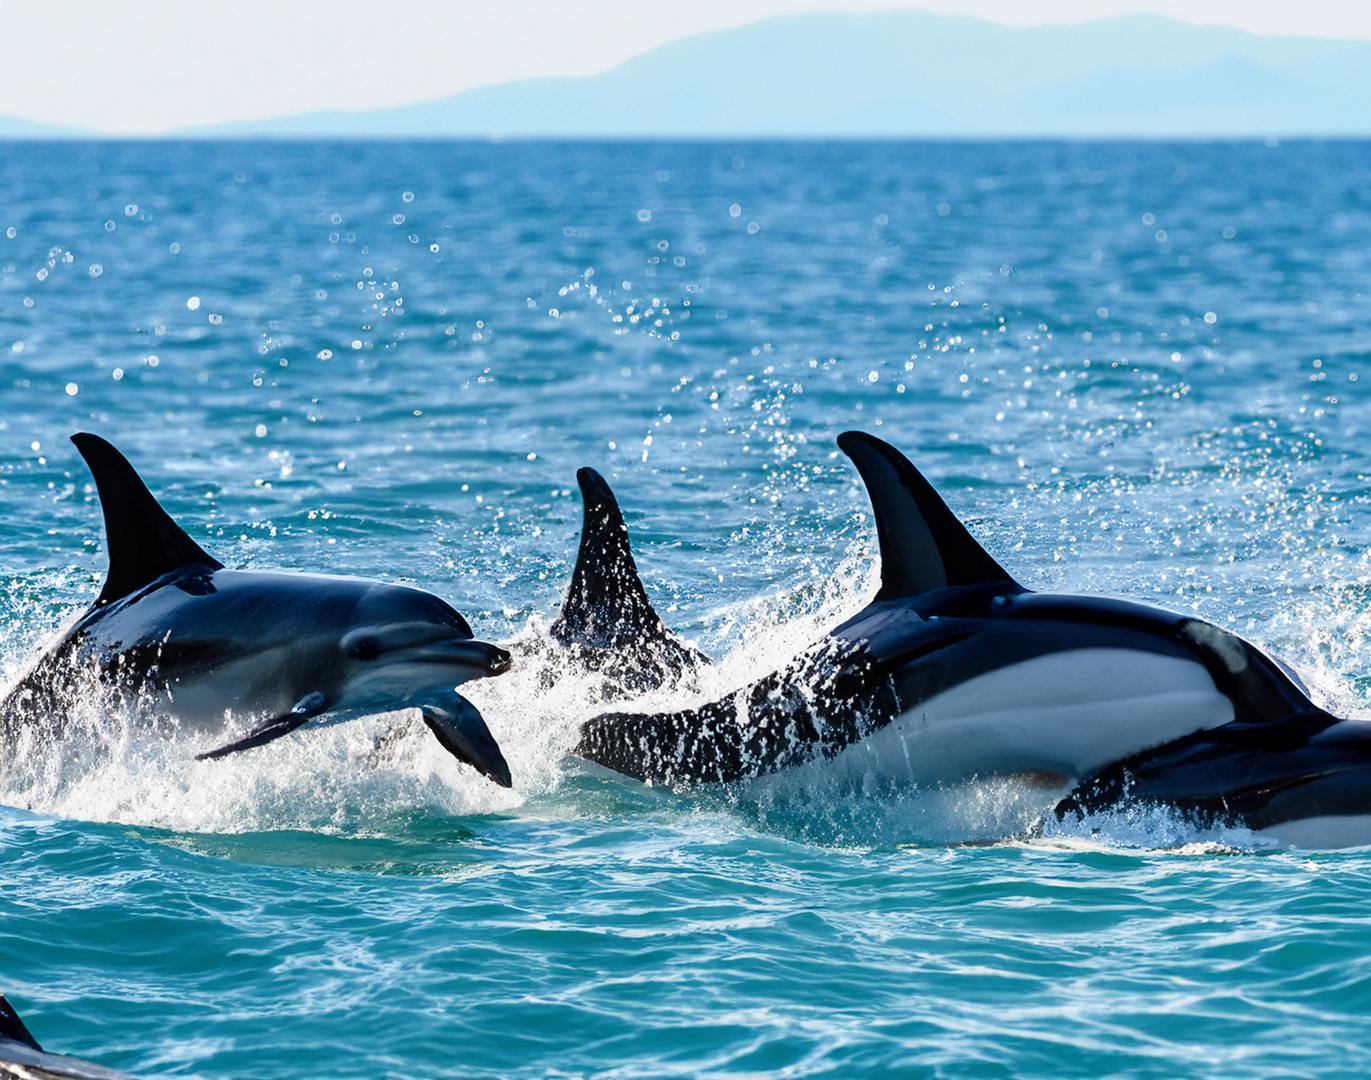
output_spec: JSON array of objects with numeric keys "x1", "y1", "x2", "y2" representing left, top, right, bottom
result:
[{"x1": 3, "y1": 140, "x2": 1371, "y2": 1077}]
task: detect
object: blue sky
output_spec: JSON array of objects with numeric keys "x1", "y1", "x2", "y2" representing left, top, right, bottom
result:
[{"x1": 2, "y1": 0, "x2": 1370, "y2": 134}]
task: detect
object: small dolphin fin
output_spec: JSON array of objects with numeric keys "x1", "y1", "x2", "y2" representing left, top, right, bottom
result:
[
  {"x1": 195, "y1": 692, "x2": 328, "y2": 761},
  {"x1": 420, "y1": 693, "x2": 513, "y2": 787},
  {"x1": 550, "y1": 467, "x2": 678, "y2": 650},
  {"x1": 72, "y1": 433, "x2": 223, "y2": 607},
  {"x1": 0, "y1": 995, "x2": 42, "y2": 1052},
  {"x1": 837, "y1": 431, "x2": 1020, "y2": 600}
]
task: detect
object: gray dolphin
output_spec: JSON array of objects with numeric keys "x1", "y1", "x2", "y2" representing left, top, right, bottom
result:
[
  {"x1": 0, "y1": 433, "x2": 513, "y2": 787},
  {"x1": 573, "y1": 432, "x2": 1371, "y2": 846}
]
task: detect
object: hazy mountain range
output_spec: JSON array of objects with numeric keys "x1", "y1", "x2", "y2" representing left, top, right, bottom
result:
[{"x1": 6, "y1": 11, "x2": 1371, "y2": 138}]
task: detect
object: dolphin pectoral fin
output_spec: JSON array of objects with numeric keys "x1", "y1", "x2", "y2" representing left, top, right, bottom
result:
[
  {"x1": 195, "y1": 691, "x2": 329, "y2": 760},
  {"x1": 420, "y1": 694, "x2": 513, "y2": 788}
]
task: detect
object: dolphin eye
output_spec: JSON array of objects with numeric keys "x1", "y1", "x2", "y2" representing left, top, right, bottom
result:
[{"x1": 347, "y1": 638, "x2": 379, "y2": 660}]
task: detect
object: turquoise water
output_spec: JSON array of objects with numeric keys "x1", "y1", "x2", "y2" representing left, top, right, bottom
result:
[{"x1": 3, "y1": 140, "x2": 1371, "y2": 1077}]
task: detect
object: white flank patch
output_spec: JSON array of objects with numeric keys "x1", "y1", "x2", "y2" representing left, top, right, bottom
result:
[{"x1": 830, "y1": 647, "x2": 1234, "y2": 785}]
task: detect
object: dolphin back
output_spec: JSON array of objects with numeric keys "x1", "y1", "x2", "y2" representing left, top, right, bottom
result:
[
  {"x1": 72, "y1": 433, "x2": 223, "y2": 607},
  {"x1": 837, "y1": 431, "x2": 1020, "y2": 600}
]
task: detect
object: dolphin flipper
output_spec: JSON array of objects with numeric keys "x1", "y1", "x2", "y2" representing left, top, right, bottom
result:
[
  {"x1": 195, "y1": 691, "x2": 329, "y2": 760},
  {"x1": 836, "y1": 431, "x2": 1020, "y2": 600},
  {"x1": 71, "y1": 432, "x2": 223, "y2": 607},
  {"x1": 421, "y1": 693, "x2": 513, "y2": 787}
]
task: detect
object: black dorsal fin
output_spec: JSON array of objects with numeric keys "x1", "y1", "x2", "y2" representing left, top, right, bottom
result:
[
  {"x1": 0, "y1": 995, "x2": 42, "y2": 1052},
  {"x1": 72, "y1": 433, "x2": 223, "y2": 607},
  {"x1": 837, "y1": 431, "x2": 1020, "y2": 600},
  {"x1": 551, "y1": 467, "x2": 675, "y2": 649}
]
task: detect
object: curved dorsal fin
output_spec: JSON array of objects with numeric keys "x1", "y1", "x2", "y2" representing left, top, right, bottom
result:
[
  {"x1": 837, "y1": 431, "x2": 1020, "y2": 600},
  {"x1": 550, "y1": 467, "x2": 675, "y2": 649},
  {"x1": 72, "y1": 433, "x2": 223, "y2": 607},
  {"x1": 0, "y1": 995, "x2": 42, "y2": 1053}
]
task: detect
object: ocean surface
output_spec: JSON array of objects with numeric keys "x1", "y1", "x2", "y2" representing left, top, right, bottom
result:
[{"x1": 3, "y1": 139, "x2": 1371, "y2": 1078}]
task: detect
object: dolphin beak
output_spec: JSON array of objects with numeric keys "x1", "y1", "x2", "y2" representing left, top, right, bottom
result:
[
  {"x1": 413, "y1": 638, "x2": 512, "y2": 675},
  {"x1": 421, "y1": 696, "x2": 513, "y2": 788}
]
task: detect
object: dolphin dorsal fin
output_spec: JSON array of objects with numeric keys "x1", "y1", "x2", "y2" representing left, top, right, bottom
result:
[
  {"x1": 837, "y1": 431, "x2": 1019, "y2": 600},
  {"x1": 0, "y1": 995, "x2": 42, "y2": 1052},
  {"x1": 551, "y1": 467, "x2": 674, "y2": 649},
  {"x1": 72, "y1": 433, "x2": 223, "y2": 607}
]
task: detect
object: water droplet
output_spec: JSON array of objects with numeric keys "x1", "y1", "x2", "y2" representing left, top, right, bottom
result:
[
  {"x1": 1204, "y1": 311, "x2": 1218, "y2": 324},
  {"x1": 104, "y1": 220, "x2": 116, "y2": 231},
  {"x1": 255, "y1": 424, "x2": 267, "y2": 438},
  {"x1": 1142, "y1": 212, "x2": 1155, "y2": 225},
  {"x1": 392, "y1": 214, "x2": 405, "y2": 225},
  {"x1": 747, "y1": 222, "x2": 759, "y2": 234},
  {"x1": 168, "y1": 242, "x2": 180, "y2": 254},
  {"x1": 187, "y1": 296, "x2": 201, "y2": 310},
  {"x1": 1222, "y1": 226, "x2": 1236, "y2": 239},
  {"x1": 402, "y1": 191, "x2": 414, "y2": 202},
  {"x1": 317, "y1": 349, "x2": 333, "y2": 360},
  {"x1": 637, "y1": 209, "x2": 651, "y2": 222},
  {"x1": 1096, "y1": 307, "x2": 1109, "y2": 319},
  {"x1": 112, "y1": 368, "x2": 123, "y2": 381},
  {"x1": 729, "y1": 203, "x2": 741, "y2": 218},
  {"x1": 65, "y1": 382, "x2": 78, "y2": 396}
]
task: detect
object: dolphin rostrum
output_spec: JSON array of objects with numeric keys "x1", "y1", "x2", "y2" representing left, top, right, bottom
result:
[
  {"x1": 573, "y1": 432, "x2": 1371, "y2": 845},
  {"x1": 0, "y1": 434, "x2": 513, "y2": 787}
]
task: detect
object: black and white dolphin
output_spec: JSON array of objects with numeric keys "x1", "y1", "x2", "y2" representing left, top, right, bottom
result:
[
  {"x1": 574, "y1": 432, "x2": 1371, "y2": 845},
  {"x1": 0, "y1": 434, "x2": 513, "y2": 787},
  {"x1": 0, "y1": 994, "x2": 135, "y2": 1080}
]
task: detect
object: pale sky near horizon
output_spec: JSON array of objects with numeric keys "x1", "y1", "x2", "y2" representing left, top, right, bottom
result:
[{"x1": 2, "y1": 0, "x2": 1371, "y2": 134}]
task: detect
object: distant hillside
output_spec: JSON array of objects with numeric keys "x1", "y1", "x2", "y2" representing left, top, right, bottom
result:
[
  {"x1": 185, "y1": 11, "x2": 1371, "y2": 139},
  {"x1": 7, "y1": 11, "x2": 1371, "y2": 139},
  {"x1": 0, "y1": 114, "x2": 91, "y2": 138}
]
